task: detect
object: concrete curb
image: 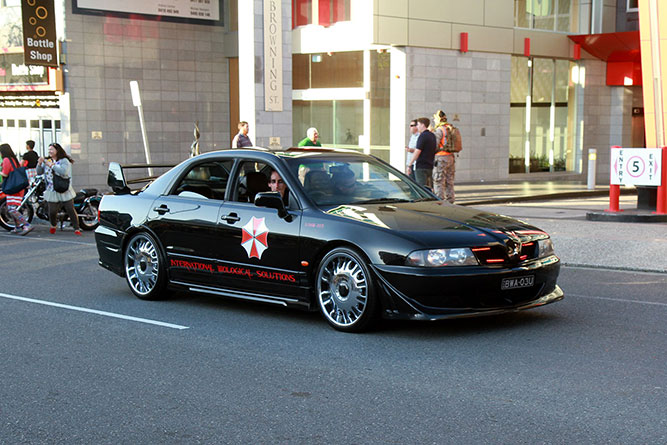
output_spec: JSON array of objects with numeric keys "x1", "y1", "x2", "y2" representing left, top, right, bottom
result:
[
  {"x1": 459, "y1": 189, "x2": 632, "y2": 206},
  {"x1": 585, "y1": 210, "x2": 667, "y2": 222}
]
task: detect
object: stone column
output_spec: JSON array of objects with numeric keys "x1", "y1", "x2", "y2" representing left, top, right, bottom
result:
[{"x1": 238, "y1": 0, "x2": 292, "y2": 149}]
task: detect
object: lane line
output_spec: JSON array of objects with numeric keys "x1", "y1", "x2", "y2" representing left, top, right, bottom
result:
[
  {"x1": 568, "y1": 293, "x2": 667, "y2": 307},
  {"x1": 562, "y1": 263, "x2": 667, "y2": 275},
  {"x1": 0, "y1": 292, "x2": 189, "y2": 330}
]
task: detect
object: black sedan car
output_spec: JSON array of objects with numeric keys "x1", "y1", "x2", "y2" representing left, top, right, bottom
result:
[{"x1": 95, "y1": 148, "x2": 563, "y2": 332}]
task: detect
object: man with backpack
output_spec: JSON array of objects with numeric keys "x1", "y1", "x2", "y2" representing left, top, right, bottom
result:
[{"x1": 432, "y1": 110, "x2": 459, "y2": 203}]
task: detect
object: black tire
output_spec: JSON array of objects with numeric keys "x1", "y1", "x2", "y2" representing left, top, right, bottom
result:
[
  {"x1": 0, "y1": 197, "x2": 34, "y2": 231},
  {"x1": 78, "y1": 201, "x2": 100, "y2": 231},
  {"x1": 316, "y1": 247, "x2": 378, "y2": 332},
  {"x1": 123, "y1": 232, "x2": 168, "y2": 300}
]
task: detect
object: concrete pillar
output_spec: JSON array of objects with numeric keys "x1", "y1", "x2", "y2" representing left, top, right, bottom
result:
[{"x1": 238, "y1": 0, "x2": 293, "y2": 149}]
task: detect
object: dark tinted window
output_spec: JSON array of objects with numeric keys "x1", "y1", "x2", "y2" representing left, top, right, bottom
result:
[{"x1": 173, "y1": 160, "x2": 233, "y2": 200}]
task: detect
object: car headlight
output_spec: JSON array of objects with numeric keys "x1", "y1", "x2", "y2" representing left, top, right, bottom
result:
[
  {"x1": 406, "y1": 248, "x2": 479, "y2": 267},
  {"x1": 537, "y1": 238, "x2": 555, "y2": 258}
]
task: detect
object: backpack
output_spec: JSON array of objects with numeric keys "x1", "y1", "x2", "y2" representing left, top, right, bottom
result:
[
  {"x1": 438, "y1": 124, "x2": 463, "y2": 153},
  {"x1": 1, "y1": 157, "x2": 29, "y2": 195}
]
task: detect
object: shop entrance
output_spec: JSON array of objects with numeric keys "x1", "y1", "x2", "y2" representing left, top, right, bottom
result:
[{"x1": 0, "y1": 116, "x2": 61, "y2": 157}]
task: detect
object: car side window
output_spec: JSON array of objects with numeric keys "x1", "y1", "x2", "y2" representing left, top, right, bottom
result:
[
  {"x1": 233, "y1": 161, "x2": 271, "y2": 203},
  {"x1": 173, "y1": 160, "x2": 233, "y2": 200}
]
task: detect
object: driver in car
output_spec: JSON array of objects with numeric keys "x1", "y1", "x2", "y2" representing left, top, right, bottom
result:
[{"x1": 269, "y1": 170, "x2": 289, "y2": 205}]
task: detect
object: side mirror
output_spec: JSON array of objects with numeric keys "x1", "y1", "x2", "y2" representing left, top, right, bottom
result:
[
  {"x1": 255, "y1": 191, "x2": 289, "y2": 219},
  {"x1": 108, "y1": 162, "x2": 130, "y2": 194}
]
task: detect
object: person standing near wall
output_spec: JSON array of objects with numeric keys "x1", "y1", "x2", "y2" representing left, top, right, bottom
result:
[
  {"x1": 432, "y1": 110, "x2": 456, "y2": 203},
  {"x1": 297, "y1": 127, "x2": 322, "y2": 147},
  {"x1": 407, "y1": 117, "x2": 436, "y2": 189},
  {"x1": 231, "y1": 121, "x2": 253, "y2": 148},
  {"x1": 405, "y1": 119, "x2": 419, "y2": 180}
]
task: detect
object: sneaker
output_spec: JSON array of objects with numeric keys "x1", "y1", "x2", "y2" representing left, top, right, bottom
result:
[
  {"x1": 49, "y1": 227, "x2": 56, "y2": 234},
  {"x1": 11, "y1": 226, "x2": 23, "y2": 234},
  {"x1": 20, "y1": 225, "x2": 34, "y2": 236},
  {"x1": 74, "y1": 230, "x2": 82, "y2": 236}
]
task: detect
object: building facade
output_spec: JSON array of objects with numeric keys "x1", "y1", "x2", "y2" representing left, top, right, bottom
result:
[{"x1": 0, "y1": 0, "x2": 647, "y2": 189}]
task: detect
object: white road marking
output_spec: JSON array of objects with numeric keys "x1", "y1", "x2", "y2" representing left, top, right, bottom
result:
[
  {"x1": 0, "y1": 292, "x2": 189, "y2": 330},
  {"x1": 569, "y1": 293, "x2": 667, "y2": 307}
]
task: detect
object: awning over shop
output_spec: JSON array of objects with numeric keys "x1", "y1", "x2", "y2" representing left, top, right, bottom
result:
[{"x1": 569, "y1": 31, "x2": 641, "y2": 86}]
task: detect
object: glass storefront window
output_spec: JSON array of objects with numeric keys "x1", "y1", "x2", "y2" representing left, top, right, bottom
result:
[
  {"x1": 293, "y1": 51, "x2": 363, "y2": 89},
  {"x1": 293, "y1": 100, "x2": 363, "y2": 147},
  {"x1": 293, "y1": 50, "x2": 390, "y2": 161},
  {"x1": 370, "y1": 50, "x2": 390, "y2": 148},
  {"x1": 514, "y1": 0, "x2": 578, "y2": 33},
  {"x1": 509, "y1": 56, "x2": 578, "y2": 174}
]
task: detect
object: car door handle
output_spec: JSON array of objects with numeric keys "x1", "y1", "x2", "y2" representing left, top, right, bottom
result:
[
  {"x1": 221, "y1": 212, "x2": 241, "y2": 223},
  {"x1": 153, "y1": 205, "x2": 170, "y2": 215}
]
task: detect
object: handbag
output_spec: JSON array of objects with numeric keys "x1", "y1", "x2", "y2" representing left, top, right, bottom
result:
[
  {"x1": 53, "y1": 172, "x2": 70, "y2": 193},
  {"x1": 1, "y1": 158, "x2": 29, "y2": 195}
]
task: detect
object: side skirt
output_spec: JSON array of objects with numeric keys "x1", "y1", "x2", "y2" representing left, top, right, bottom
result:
[{"x1": 169, "y1": 280, "x2": 304, "y2": 308}]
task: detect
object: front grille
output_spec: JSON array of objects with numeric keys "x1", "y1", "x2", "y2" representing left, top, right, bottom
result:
[{"x1": 472, "y1": 241, "x2": 538, "y2": 266}]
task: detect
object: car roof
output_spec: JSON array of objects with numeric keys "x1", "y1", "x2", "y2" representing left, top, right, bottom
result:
[{"x1": 194, "y1": 147, "x2": 366, "y2": 162}]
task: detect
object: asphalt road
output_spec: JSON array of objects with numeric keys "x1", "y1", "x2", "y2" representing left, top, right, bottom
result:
[{"x1": 1, "y1": 228, "x2": 665, "y2": 444}]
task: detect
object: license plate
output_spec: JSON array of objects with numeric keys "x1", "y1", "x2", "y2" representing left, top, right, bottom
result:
[{"x1": 501, "y1": 275, "x2": 534, "y2": 290}]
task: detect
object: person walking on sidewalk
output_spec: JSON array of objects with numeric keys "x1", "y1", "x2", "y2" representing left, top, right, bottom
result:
[
  {"x1": 407, "y1": 117, "x2": 436, "y2": 189},
  {"x1": 36, "y1": 143, "x2": 81, "y2": 236},
  {"x1": 432, "y1": 110, "x2": 456, "y2": 203},
  {"x1": 0, "y1": 143, "x2": 33, "y2": 235}
]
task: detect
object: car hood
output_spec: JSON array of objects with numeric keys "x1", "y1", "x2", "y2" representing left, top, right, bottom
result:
[{"x1": 324, "y1": 201, "x2": 546, "y2": 244}]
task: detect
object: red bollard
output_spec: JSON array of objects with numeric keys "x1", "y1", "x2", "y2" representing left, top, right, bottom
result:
[
  {"x1": 656, "y1": 146, "x2": 667, "y2": 215},
  {"x1": 607, "y1": 184, "x2": 621, "y2": 212}
]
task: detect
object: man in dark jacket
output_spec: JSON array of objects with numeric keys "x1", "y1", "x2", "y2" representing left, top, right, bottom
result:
[
  {"x1": 22, "y1": 140, "x2": 39, "y2": 184},
  {"x1": 407, "y1": 117, "x2": 436, "y2": 189}
]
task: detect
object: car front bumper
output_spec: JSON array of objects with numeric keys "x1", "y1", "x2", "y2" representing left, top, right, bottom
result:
[{"x1": 371, "y1": 255, "x2": 563, "y2": 320}]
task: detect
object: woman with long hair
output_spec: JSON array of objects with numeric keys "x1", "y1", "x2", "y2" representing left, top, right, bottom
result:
[
  {"x1": 1, "y1": 143, "x2": 33, "y2": 235},
  {"x1": 36, "y1": 143, "x2": 81, "y2": 235}
]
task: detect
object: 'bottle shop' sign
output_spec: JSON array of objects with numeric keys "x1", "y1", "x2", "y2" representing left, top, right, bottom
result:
[{"x1": 21, "y1": 0, "x2": 58, "y2": 67}]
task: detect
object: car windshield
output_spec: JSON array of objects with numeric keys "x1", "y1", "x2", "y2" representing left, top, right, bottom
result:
[{"x1": 284, "y1": 154, "x2": 435, "y2": 207}]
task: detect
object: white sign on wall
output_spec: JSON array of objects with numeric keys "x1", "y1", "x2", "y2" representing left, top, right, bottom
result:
[
  {"x1": 77, "y1": 0, "x2": 220, "y2": 21},
  {"x1": 610, "y1": 147, "x2": 662, "y2": 186}
]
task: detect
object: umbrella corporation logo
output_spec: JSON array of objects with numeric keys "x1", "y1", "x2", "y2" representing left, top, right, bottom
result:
[
  {"x1": 241, "y1": 216, "x2": 270, "y2": 259},
  {"x1": 504, "y1": 231, "x2": 522, "y2": 259}
]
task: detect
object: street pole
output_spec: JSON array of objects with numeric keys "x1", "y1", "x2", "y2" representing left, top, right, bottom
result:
[{"x1": 130, "y1": 81, "x2": 153, "y2": 177}]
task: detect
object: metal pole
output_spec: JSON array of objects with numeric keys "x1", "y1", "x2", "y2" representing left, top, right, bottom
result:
[
  {"x1": 130, "y1": 81, "x2": 153, "y2": 176},
  {"x1": 137, "y1": 104, "x2": 153, "y2": 176},
  {"x1": 587, "y1": 148, "x2": 597, "y2": 190}
]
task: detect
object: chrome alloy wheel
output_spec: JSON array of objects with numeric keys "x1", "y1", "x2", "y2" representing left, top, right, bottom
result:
[
  {"x1": 125, "y1": 234, "x2": 160, "y2": 296},
  {"x1": 317, "y1": 250, "x2": 369, "y2": 328}
]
